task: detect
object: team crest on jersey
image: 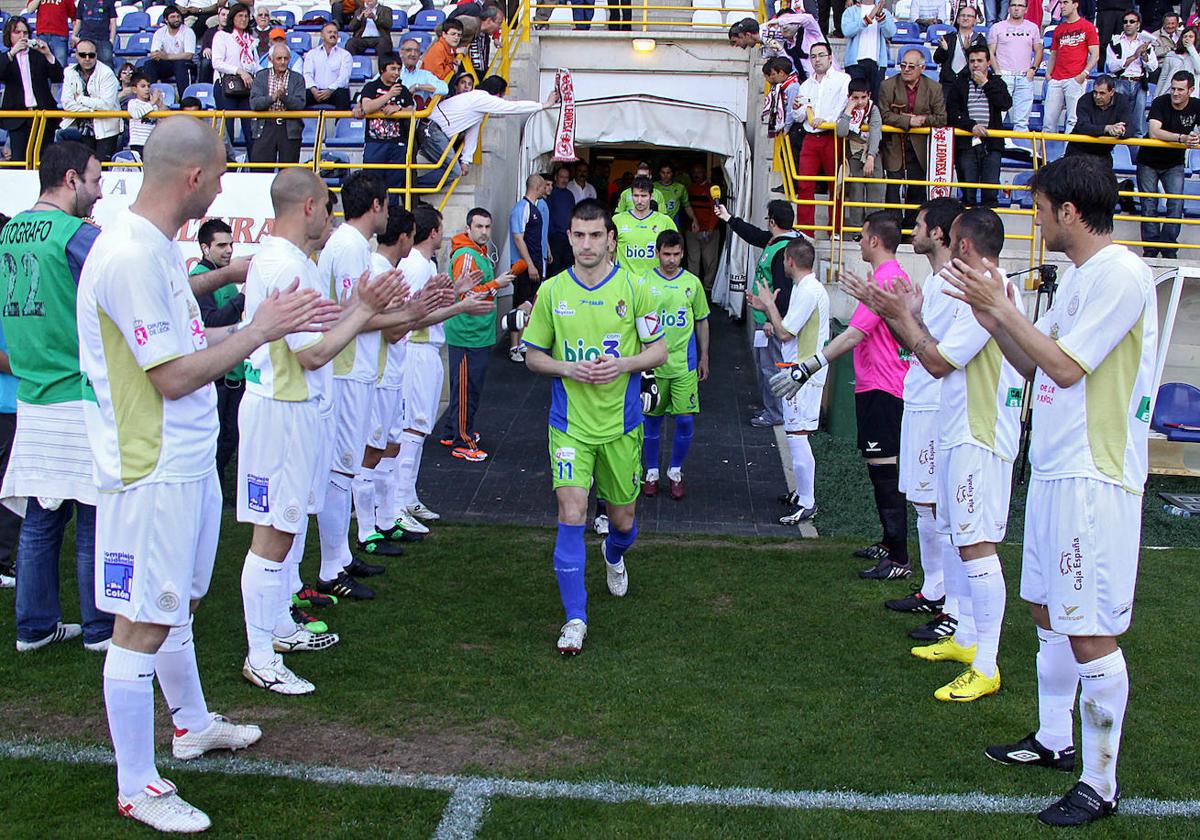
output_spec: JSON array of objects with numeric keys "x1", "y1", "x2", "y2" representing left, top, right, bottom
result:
[
  {"x1": 103, "y1": 551, "x2": 134, "y2": 602},
  {"x1": 1067, "y1": 294, "x2": 1080, "y2": 316},
  {"x1": 247, "y1": 474, "x2": 270, "y2": 512},
  {"x1": 615, "y1": 299, "x2": 628, "y2": 318},
  {"x1": 133, "y1": 320, "x2": 149, "y2": 346}
]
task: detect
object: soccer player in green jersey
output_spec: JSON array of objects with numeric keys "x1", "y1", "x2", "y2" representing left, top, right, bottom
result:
[
  {"x1": 522, "y1": 199, "x2": 667, "y2": 656},
  {"x1": 654, "y1": 162, "x2": 698, "y2": 230},
  {"x1": 614, "y1": 175, "x2": 677, "y2": 280},
  {"x1": 614, "y1": 162, "x2": 666, "y2": 215},
  {"x1": 641, "y1": 230, "x2": 709, "y2": 500}
]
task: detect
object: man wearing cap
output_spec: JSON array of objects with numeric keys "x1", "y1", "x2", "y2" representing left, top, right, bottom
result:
[{"x1": 257, "y1": 27, "x2": 303, "y2": 72}]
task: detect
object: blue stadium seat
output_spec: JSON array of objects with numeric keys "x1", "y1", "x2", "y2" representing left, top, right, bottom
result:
[
  {"x1": 350, "y1": 56, "x2": 373, "y2": 82},
  {"x1": 1112, "y1": 143, "x2": 1135, "y2": 175},
  {"x1": 1188, "y1": 148, "x2": 1200, "y2": 175},
  {"x1": 111, "y1": 150, "x2": 142, "y2": 168},
  {"x1": 118, "y1": 11, "x2": 149, "y2": 33},
  {"x1": 391, "y1": 11, "x2": 409, "y2": 31},
  {"x1": 296, "y1": 9, "x2": 332, "y2": 30},
  {"x1": 411, "y1": 9, "x2": 445, "y2": 31},
  {"x1": 892, "y1": 21, "x2": 921, "y2": 44},
  {"x1": 1011, "y1": 171, "x2": 1036, "y2": 208},
  {"x1": 275, "y1": 10, "x2": 297, "y2": 27},
  {"x1": 1151, "y1": 383, "x2": 1200, "y2": 441},
  {"x1": 338, "y1": 31, "x2": 350, "y2": 48},
  {"x1": 302, "y1": 117, "x2": 318, "y2": 146},
  {"x1": 408, "y1": 31, "x2": 435, "y2": 51},
  {"x1": 1043, "y1": 24, "x2": 1056, "y2": 50},
  {"x1": 286, "y1": 32, "x2": 311, "y2": 54},
  {"x1": 116, "y1": 31, "x2": 154, "y2": 58},
  {"x1": 1184, "y1": 178, "x2": 1200, "y2": 218},
  {"x1": 325, "y1": 117, "x2": 366, "y2": 148},
  {"x1": 182, "y1": 82, "x2": 215, "y2": 108},
  {"x1": 0, "y1": 12, "x2": 9, "y2": 27},
  {"x1": 925, "y1": 23, "x2": 954, "y2": 45},
  {"x1": 975, "y1": 23, "x2": 989, "y2": 40},
  {"x1": 151, "y1": 83, "x2": 177, "y2": 107}
]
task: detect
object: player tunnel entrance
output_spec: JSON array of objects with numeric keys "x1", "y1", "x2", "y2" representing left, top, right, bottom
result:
[{"x1": 518, "y1": 95, "x2": 754, "y2": 315}]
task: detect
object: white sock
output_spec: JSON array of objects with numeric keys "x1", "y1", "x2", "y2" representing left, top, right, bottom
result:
[
  {"x1": 914, "y1": 505, "x2": 945, "y2": 601},
  {"x1": 103, "y1": 645, "x2": 160, "y2": 798},
  {"x1": 351, "y1": 468, "x2": 377, "y2": 542},
  {"x1": 411, "y1": 438, "x2": 425, "y2": 503},
  {"x1": 963, "y1": 554, "x2": 1005, "y2": 678},
  {"x1": 666, "y1": 466, "x2": 682, "y2": 482},
  {"x1": 396, "y1": 432, "x2": 423, "y2": 511},
  {"x1": 374, "y1": 457, "x2": 397, "y2": 530},
  {"x1": 241, "y1": 550, "x2": 284, "y2": 669},
  {"x1": 316, "y1": 472, "x2": 352, "y2": 581},
  {"x1": 1077, "y1": 649, "x2": 1128, "y2": 801},
  {"x1": 274, "y1": 533, "x2": 301, "y2": 638},
  {"x1": 286, "y1": 516, "x2": 306, "y2": 594},
  {"x1": 385, "y1": 454, "x2": 406, "y2": 521},
  {"x1": 155, "y1": 618, "x2": 211, "y2": 735},
  {"x1": 1035, "y1": 626, "x2": 1079, "y2": 753},
  {"x1": 646, "y1": 468, "x2": 660, "y2": 482},
  {"x1": 787, "y1": 434, "x2": 815, "y2": 508},
  {"x1": 944, "y1": 548, "x2": 976, "y2": 646}
]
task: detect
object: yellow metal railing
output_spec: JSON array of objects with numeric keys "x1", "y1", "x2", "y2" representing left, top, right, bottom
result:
[{"x1": 774, "y1": 125, "x2": 1200, "y2": 281}]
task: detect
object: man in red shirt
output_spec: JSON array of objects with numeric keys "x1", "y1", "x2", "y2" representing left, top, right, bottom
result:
[
  {"x1": 685, "y1": 163, "x2": 720, "y2": 293},
  {"x1": 1042, "y1": 0, "x2": 1100, "y2": 134},
  {"x1": 23, "y1": 0, "x2": 75, "y2": 66}
]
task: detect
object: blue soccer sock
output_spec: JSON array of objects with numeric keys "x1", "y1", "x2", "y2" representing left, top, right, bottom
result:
[
  {"x1": 669, "y1": 413, "x2": 694, "y2": 471},
  {"x1": 604, "y1": 520, "x2": 638, "y2": 566},
  {"x1": 643, "y1": 414, "x2": 663, "y2": 476},
  {"x1": 553, "y1": 523, "x2": 587, "y2": 623}
]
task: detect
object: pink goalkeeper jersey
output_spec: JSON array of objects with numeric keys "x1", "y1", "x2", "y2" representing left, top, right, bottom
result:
[{"x1": 848, "y1": 258, "x2": 909, "y2": 398}]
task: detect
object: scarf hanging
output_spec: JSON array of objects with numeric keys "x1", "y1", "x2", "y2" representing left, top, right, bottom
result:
[
  {"x1": 552, "y1": 68, "x2": 577, "y2": 162},
  {"x1": 761, "y1": 71, "x2": 797, "y2": 136},
  {"x1": 927, "y1": 126, "x2": 955, "y2": 200}
]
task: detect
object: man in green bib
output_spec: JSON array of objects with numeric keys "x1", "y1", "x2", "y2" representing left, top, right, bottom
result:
[{"x1": 191, "y1": 219, "x2": 245, "y2": 505}]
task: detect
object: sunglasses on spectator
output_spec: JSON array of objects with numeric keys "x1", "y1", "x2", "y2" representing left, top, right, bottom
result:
[
  {"x1": 77, "y1": 51, "x2": 96, "y2": 58},
  {"x1": 900, "y1": 62, "x2": 923, "y2": 69},
  {"x1": 1124, "y1": 17, "x2": 1139, "y2": 23}
]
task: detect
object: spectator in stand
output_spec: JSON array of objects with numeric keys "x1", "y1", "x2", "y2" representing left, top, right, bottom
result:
[
  {"x1": 331, "y1": 0, "x2": 354, "y2": 30},
  {"x1": 116, "y1": 60, "x2": 137, "y2": 105},
  {"x1": 547, "y1": 165, "x2": 576, "y2": 275},
  {"x1": 450, "y1": 70, "x2": 475, "y2": 95},
  {"x1": 1154, "y1": 13, "x2": 1182, "y2": 62},
  {"x1": 762, "y1": 56, "x2": 800, "y2": 144},
  {"x1": 763, "y1": 6, "x2": 828, "y2": 79},
  {"x1": 608, "y1": 0, "x2": 632, "y2": 32},
  {"x1": 1140, "y1": 71, "x2": 1200, "y2": 257},
  {"x1": 72, "y1": 0, "x2": 116, "y2": 67},
  {"x1": 126, "y1": 72, "x2": 162, "y2": 156},
  {"x1": 20, "y1": 0, "x2": 74, "y2": 67},
  {"x1": 180, "y1": 95, "x2": 239, "y2": 160},
  {"x1": 728, "y1": 17, "x2": 765, "y2": 51},
  {"x1": 250, "y1": 43, "x2": 304, "y2": 166},
  {"x1": 910, "y1": 0, "x2": 948, "y2": 31},
  {"x1": 1065, "y1": 73, "x2": 1131, "y2": 167},
  {"x1": 794, "y1": 41, "x2": 849, "y2": 235},
  {"x1": 989, "y1": 0, "x2": 1043, "y2": 132},
  {"x1": 213, "y1": 2, "x2": 258, "y2": 157},
  {"x1": 304, "y1": 20, "x2": 353, "y2": 109},
  {"x1": 934, "y1": 4, "x2": 988, "y2": 92},
  {"x1": 1043, "y1": 0, "x2": 1100, "y2": 134},
  {"x1": 946, "y1": 44, "x2": 1012, "y2": 206},
  {"x1": 145, "y1": 6, "x2": 197, "y2": 98},
  {"x1": 0, "y1": 17, "x2": 64, "y2": 164},
  {"x1": 569, "y1": 161, "x2": 597, "y2": 202},
  {"x1": 253, "y1": 6, "x2": 272, "y2": 53},
  {"x1": 879, "y1": 48, "x2": 947, "y2": 228},
  {"x1": 1107, "y1": 11, "x2": 1158, "y2": 140},
  {"x1": 190, "y1": 218, "x2": 244, "y2": 506},
  {"x1": 842, "y1": 0, "x2": 897, "y2": 101},
  {"x1": 358, "y1": 53, "x2": 416, "y2": 199},
  {"x1": 346, "y1": 0, "x2": 392, "y2": 56},
  {"x1": 446, "y1": 2, "x2": 503, "y2": 74},
  {"x1": 60, "y1": 39, "x2": 122, "y2": 161},
  {"x1": 257, "y1": 27, "x2": 303, "y2": 70},
  {"x1": 418, "y1": 75, "x2": 559, "y2": 187},
  {"x1": 1155, "y1": 25, "x2": 1200, "y2": 97},
  {"x1": 685, "y1": 162, "x2": 720, "y2": 293},
  {"x1": 835, "y1": 77, "x2": 884, "y2": 233},
  {"x1": 1096, "y1": 0, "x2": 1134, "y2": 50},
  {"x1": 398, "y1": 36, "x2": 448, "y2": 108},
  {"x1": 817, "y1": 0, "x2": 843, "y2": 39},
  {"x1": 423, "y1": 17, "x2": 464, "y2": 80},
  {"x1": 198, "y1": 5, "x2": 229, "y2": 83}
]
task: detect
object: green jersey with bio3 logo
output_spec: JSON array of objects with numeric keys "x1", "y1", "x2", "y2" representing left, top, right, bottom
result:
[
  {"x1": 613, "y1": 210, "x2": 677, "y2": 280},
  {"x1": 522, "y1": 263, "x2": 664, "y2": 444},
  {"x1": 643, "y1": 267, "x2": 709, "y2": 379}
]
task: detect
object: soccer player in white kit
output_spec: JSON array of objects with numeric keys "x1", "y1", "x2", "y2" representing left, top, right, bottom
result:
[
  {"x1": 747, "y1": 237, "x2": 828, "y2": 525},
  {"x1": 237, "y1": 169, "x2": 406, "y2": 696},
  {"x1": 844, "y1": 208, "x2": 1026, "y2": 703},
  {"x1": 77, "y1": 118, "x2": 339, "y2": 833},
  {"x1": 946, "y1": 156, "x2": 1157, "y2": 827}
]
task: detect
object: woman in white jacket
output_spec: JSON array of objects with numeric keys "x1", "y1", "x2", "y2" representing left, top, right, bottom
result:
[
  {"x1": 1156, "y1": 26, "x2": 1200, "y2": 99},
  {"x1": 59, "y1": 38, "x2": 123, "y2": 161},
  {"x1": 211, "y1": 2, "x2": 258, "y2": 159}
]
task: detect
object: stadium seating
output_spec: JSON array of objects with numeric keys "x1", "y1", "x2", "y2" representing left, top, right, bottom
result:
[
  {"x1": 1012, "y1": 170, "x2": 1035, "y2": 209},
  {"x1": 411, "y1": 9, "x2": 445, "y2": 30},
  {"x1": 324, "y1": 117, "x2": 367, "y2": 148},
  {"x1": 297, "y1": 10, "x2": 333, "y2": 31},
  {"x1": 286, "y1": 32, "x2": 312, "y2": 54},
  {"x1": 274, "y1": 10, "x2": 297, "y2": 28},
  {"x1": 318, "y1": 150, "x2": 351, "y2": 187},
  {"x1": 925, "y1": 23, "x2": 954, "y2": 45},
  {"x1": 145, "y1": 5, "x2": 167, "y2": 25},
  {"x1": 117, "y1": 11, "x2": 150, "y2": 33},
  {"x1": 350, "y1": 56, "x2": 373, "y2": 82},
  {"x1": 391, "y1": 11, "x2": 410, "y2": 31},
  {"x1": 407, "y1": 31, "x2": 435, "y2": 51},
  {"x1": 302, "y1": 117, "x2": 318, "y2": 146},
  {"x1": 1185, "y1": 179, "x2": 1200, "y2": 218},
  {"x1": 1112, "y1": 143, "x2": 1135, "y2": 175},
  {"x1": 693, "y1": 10, "x2": 723, "y2": 27},
  {"x1": 182, "y1": 82, "x2": 216, "y2": 108},
  {"x1": 892, "y1": 21, "x2": 921, "y2": 44},
  {"x1": 1152, "y1": 383, "x2": 1200, "y2": 442},
  {"x1": 116, "y1": 32, "x2": 154, "y2": 59},
  {"x1": 151, "y1": 83, "x2": 177, "y2": 107},
  {"x1": 549, "y1": 6, "x2": 574, "y2": 24},
  {"x1": 725, "y1": 0, "x2": 757, "y2": 10}
]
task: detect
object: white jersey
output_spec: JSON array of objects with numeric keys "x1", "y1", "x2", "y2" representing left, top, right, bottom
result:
[
  {"x1": 934, "y1": 272, "x2": 1025, "y2": 460},
  {"x1": 903, "y1": 270, "x2": 956, "y2": 411},
  {"x1": 1030, "y1": 244, "x2": 1157, "y2": 493},
  {"x1": 318, "y1": 222, "x2": 380, "y2": 382},
  {"x1": 243, "y1": 235, "x2": 329, "y2": 403},
  {"x1": 399, "y1": 250, "x2": 442, "y2": 347},
  {"x1": 77, "y1": 209, "x2": 218, "y2": 490},
  {"x1": 780, "y1": 272, "x2": 829, "y2": 388},
  {"x1": 371, "y1": 251, "x2": 406, "y2": 388}
]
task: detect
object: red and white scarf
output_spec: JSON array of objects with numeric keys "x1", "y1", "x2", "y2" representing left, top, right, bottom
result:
[
  {"x1": 552, "y1": 68, "x2": 577, "y2": 162},
  {"x1": 761, "y1": 71, "x2": 798, "y2": 137},
  {"x1": 927, "y1": 126, "x2": 955, "y2": 199}
]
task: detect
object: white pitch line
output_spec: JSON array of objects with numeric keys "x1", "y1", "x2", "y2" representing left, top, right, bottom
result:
[
  {"x1": 4, "y1": 738, "x2": 1200, "y2": 821},
  {"x1": 433, "y1": 780, "x2": 491, "y2": 840}
]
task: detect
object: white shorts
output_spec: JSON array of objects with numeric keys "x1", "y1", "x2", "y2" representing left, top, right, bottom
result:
[
  {"x1": 309, "y1": 406, "x2": 336, "y2": 512},
  {"x1": 935, "y1": 443, "x2": 1013, "y2": 547},
  {"x1": 783, "y1": 382, "x2": 821, "y2": 432},
  {"x1": 236, "y1": 393, "x2": 323, "y2": 534},
  {"x1": 331, "y1": 378, "x2": 374, "y2": 475},
  {"x1": 898, "y1": 407, "x2": 938, "y2": 504},
  {"x1": 95, "y1": 473, "x2": 221, "y2": 626},
  {"x1": 368, "y1": 385, "x2": 402, "y2": 450},
  {"x1": 1020, "y1": 477, "x2": 1141, "y2": 636},
  {"x1": 401, "y1": 343, "x2": 444, "y2": 435}
]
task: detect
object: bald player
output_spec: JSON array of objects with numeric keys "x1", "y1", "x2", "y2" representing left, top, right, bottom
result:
[
  {"x1": 77, "y1": 118, "x2": 340, "y2": 833},
  {"x1": 237, "y1": 168, "x2": 407, "y2": 696}
]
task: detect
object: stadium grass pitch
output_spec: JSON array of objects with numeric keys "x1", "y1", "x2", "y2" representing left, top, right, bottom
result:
[{"x1": 1, "y1": 516, "x2": 1197, "y2": 838}]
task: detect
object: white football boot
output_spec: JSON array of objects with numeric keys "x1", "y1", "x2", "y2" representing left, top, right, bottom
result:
[
  {"x1": 117, "y1": 778, "x2": 211, "y2": 833},
  {"x1": 557, "y1": 619, "x2": 587, "y2": 655},
  {"x1": 172, "y1": 714, "x2": 263, "y2": 760},
  {"x1": 242, "y1": 655, "x2": 315, "y2": 695}
]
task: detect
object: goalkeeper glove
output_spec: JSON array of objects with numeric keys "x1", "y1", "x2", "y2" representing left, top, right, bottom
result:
[
  {"x1": 640, "y1": 370, "x2": 660, "y2": 414},
  {"x1": 769, "y1": 353, "x2": 827, "y2": 400},
  {"x1": 502, "y1": 308, "x2": 528, "y2": 332}
]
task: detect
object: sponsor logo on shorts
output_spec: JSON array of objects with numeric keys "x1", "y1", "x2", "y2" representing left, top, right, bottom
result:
[
  {"x1": 615, "y1": 299, "x2": 628, "y2": 318},
  {"x1": 156, "y1": 591, "x2": 180, "y2": 613},
  {"x1": 555, "y1": 446, "x2": 576, "y2": 462},
  {"x1": 919, "y1": 442, "x2": 934, "y2": 474},
  {"x1": 247, "y1": 474, "x2": 270, "y2": 513},
  {"x1": 283, "y1": 504, "x2": 301, "y2": 524},
  {"x1": 554, "y1": 301, "x2": 576, "y2": 317},
  {"x1": 1059, "y1": 603, "x2": 1083, "y2": 622},
  {"x1": 956, "y1": 475, "x2": 975, "y2": 514},
  {"x1": 103, "y1": 551, "x2": 134, "y2": 602},
  {"x1": 918, "y1": 480, "x2": 931, "y2": 489},
  {"x1": 866, "y1": 440, "x2": 880, "y2": 452},
  {"x1": 1059, "y1": 538, "x2": 1084, "y2": 590},
  {"x1": 1111, "y1": 601, "x2": 1133, "y2": 619}
]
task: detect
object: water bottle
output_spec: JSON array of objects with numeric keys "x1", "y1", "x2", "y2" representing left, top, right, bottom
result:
[{"x1": 1162, "y1": 504, "x2": 1193, "y2": 518}]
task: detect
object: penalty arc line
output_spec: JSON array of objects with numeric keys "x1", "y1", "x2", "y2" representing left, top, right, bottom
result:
[{"x1": 4, "y1": 738, "x2": 1200, "y2": 822}]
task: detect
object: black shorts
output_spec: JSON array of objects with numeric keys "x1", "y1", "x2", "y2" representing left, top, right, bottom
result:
[
  {"x1": 855, "y1": 390, "x2": 903, "y2": 458},
  {"x1": 513, "y1": 273, "x2": 541, "y2": 308}
]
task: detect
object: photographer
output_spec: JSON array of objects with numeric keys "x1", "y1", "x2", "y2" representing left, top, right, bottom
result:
[{"x1": 0, "y1": 17, "x2": 64, "y2": 164}]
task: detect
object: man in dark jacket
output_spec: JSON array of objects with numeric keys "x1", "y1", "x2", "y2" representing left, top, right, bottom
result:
[
  {"x1": 345, "y1": 0, "x2": 392, "y2": 56},
  {"x1": 0, "y1": 20, "x2": 64, "y2": 163},
  {"x1": 1066, "y1": 74, "x2": 1131, "y2": 167},
  {"x1": 249, "y1": 44, "x2": 306, "y2": 166},
  {"x1": 933, "y1": 4, "x2": 988, "y2": 93},
  {"x1": 945, "y1": 44, "x2": 1012, "y2": 207}
]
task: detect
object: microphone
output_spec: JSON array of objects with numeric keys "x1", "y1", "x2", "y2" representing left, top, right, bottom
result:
[{"x1": 710, "y1": 185, "x2": 721, "y2": 206}]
